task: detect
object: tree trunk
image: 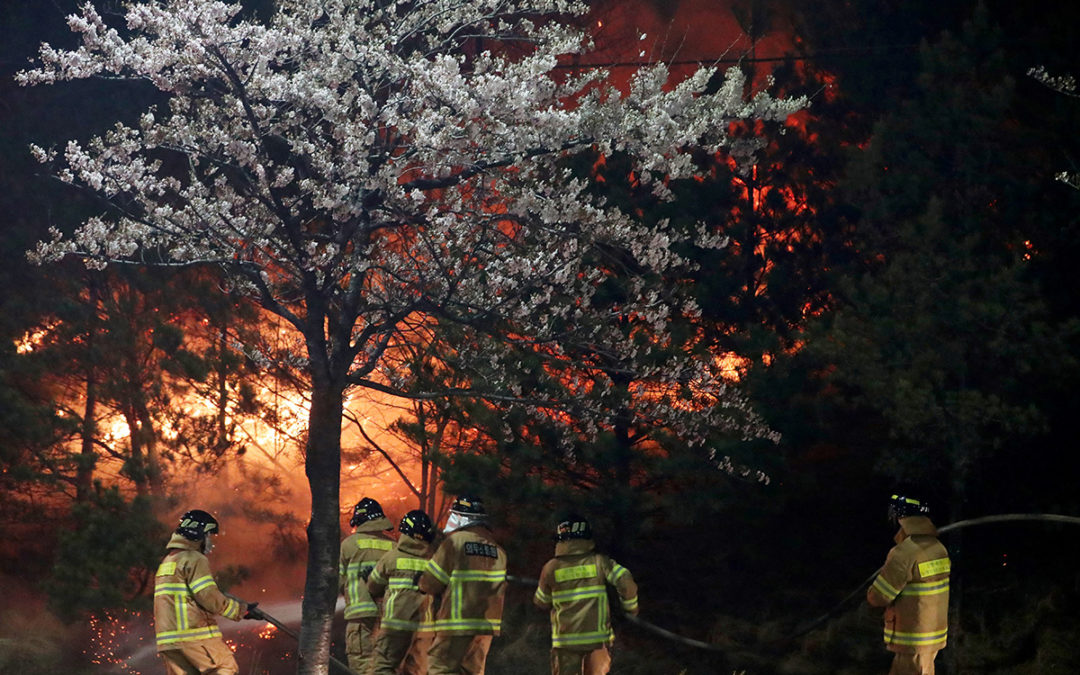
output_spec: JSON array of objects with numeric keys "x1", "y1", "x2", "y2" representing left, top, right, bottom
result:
[
  {"x1": 134, "y1": 396, "x2": 164, "y2": 497},
  {"x1": 77, "y1": 273, "x2": 101, "y2": 502},
  {"x1": 420, "y1": 453, "x2": 430, "y2": 512},
  {"x1": 124, "y1": 407, "x2": 148, "y2": 497},
  {"x1": 77, "y1": 369, "x2": 98, "y2": 501},
  {"x1": 420, "y1": 408, "x2": 446, "y2": 516},
  {"x1": 419, "y1": 404, "x2": 431, "y2": 513},
  {"x1": 610, "y1": 416, "x2": 633, "y2": 561},
  {"x1": 215, "y1": 321, "x2": 230, "y2": 454},
  {"x1": 610, "y1": 372, "x2": 634, "y2": 561},
  {"x1": 297, "y1": 382, "x2": 345, "y2": 675}
]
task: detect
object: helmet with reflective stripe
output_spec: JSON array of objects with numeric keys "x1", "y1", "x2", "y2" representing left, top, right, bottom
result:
[
  {"x1": 888, "y1": 494, "x2": 931, "y2": 523},
  {"x1": 350, "y1": 497, "x2": 386, "y2": 527},
  {"x1": 176, "y1": 509, "x2": 219, "y2": 541},
  {"x1": 449, "y1": 495, "x2": 486, "y2": 516},
  {"x1": 399, "y1": 510, "x2": 435, "y2": 542},
  {"x1": 554, "y1": 514, "x2": 593, "y2": 541}
]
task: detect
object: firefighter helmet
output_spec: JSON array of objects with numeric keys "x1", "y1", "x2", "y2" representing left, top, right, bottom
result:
[
  {"x1": 350, "y1": 497, "x2": 386, "y2": 527},
  {"x1": 176, "y1": 509, "x2": 220, "y2": 541},
  {"x1": 888, "y1": 494, "x2": 931, "y2": 523},
  {"x1": 554, "y1": 515, "x2": 593, "y2": 542},
  {"x1": 399, "y1": 510, "x2": 435, "y2": 542},
  {"x1": 449, "y1": 495, "x2": 486, "y2": 516}
]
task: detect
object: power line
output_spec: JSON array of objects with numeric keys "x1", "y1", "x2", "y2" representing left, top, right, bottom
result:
[{"x1": 551, "y1": 42, "x2": 926, "y2": 70}]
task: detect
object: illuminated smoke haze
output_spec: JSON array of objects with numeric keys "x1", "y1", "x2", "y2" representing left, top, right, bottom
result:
[{"x1": 1, "y1": 1, "x2": 797, "y2": 672}]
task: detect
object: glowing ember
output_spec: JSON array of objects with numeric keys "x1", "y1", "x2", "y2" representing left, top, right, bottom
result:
[{"x1": 85, "y1": 609, "x2": 145, "y2": 674}]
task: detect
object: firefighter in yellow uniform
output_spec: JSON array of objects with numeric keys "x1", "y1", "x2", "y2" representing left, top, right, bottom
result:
[
  {"x1": 367, "y1": 510, "x2": 437, "y2": 675},
  {"x1": 533, "y1": 515, "x2": 639, "y2": 675},
  {"x1": 419, "y1": 495, "x2": 507, "y2": 675},
  {"x1": 339, "y1": 497, "x2": 396, "y2": 675},
  {"x1": 867, "y1": 494, "x2": 951, "y2": 675},
  {"x1": 154, "y1": 509, "x2": 256, "y2": 675}
]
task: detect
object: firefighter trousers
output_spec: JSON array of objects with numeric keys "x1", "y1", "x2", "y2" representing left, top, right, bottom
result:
[
  {"x1": 345, "y1": 617, "x2": 379, "y2": 675},
  {"x1": 550, "y1": 646, "x2": 612, "y2": 675},
  {"x1": 158, "y1": 640, "x2": 239, "y2": 675},
  {"x1": 427, "y1": 634, "x2": 493, "y2": 675},
  {"x1": 370, "y1": 629, "x2": 432, "y2": 675},
  {"x1": 888, "y1": 650, "x2": 939, "y2": 675}
]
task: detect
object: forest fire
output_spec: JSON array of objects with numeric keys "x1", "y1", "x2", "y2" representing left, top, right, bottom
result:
[
  {"x1": 14, "y1": 321, "x2": 59, "y2": 354},
  {"x1": 7, "y1": 0, "x2": 1079, "y2": 674}
]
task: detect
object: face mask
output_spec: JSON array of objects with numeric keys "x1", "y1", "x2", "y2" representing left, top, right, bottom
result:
[
  {"x1": 203, "y1": 534, "x2": 215, "y2": 555},
  {"x1": 443, "y1": 512, "x2": 465, "y2": 533}
]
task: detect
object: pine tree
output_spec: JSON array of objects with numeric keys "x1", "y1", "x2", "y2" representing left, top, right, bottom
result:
[
  {"x1": 17, "y1": 2, "x2": 804, "y2": 670},
  {"x1": 807, "y1": 7, "x2": 1080, "y2": 551}
]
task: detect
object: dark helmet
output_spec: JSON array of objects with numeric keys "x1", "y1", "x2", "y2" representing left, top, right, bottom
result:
[
  {"x1": 350, "y1": 497, "x2": 386, "y2": 527},
  {"x1": 888, "y1": 494, "x2": 931, "y2": 523},
  {"x1": 176, "y1": 509, "x2": 220, "y2": 541},
  {"x1": 399, "y1": 510, "x2": 435, "y2": 542},
  {"x1": 449, "y1": 495, "x2": 486, "y2": 516},
  {"x1": 554, "y1": 514, "x2": 593, "y2": 542}
]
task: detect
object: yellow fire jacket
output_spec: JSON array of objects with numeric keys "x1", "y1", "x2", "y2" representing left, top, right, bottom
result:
[
  {"x1": 339, "y1": 517, "x2": 395, "y2": 620},
  {"x1": 367, "y1": 533, "x2": 434, "y2": 633},
  {"x1": 418, "y1": 523, "x2": 507, "y2": 635},
  {"x1": 533, "y1": 539, "x2": 639, "y2": 650},
  {"x1": 867, "y1": 516, "x2": 951, "y2": 653},
  {"x1": 153, "y1": 534, "x2": 242, "y2": 650}
]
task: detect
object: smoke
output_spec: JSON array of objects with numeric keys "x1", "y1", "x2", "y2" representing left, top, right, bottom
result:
[
  {"x1": 249, "y1": 597, "x2": 347, "y2": 628},
  {"x1": 5, "y1": 1, "x2": 811, "y2": 672},
  {"x1": 124, "y1": 387, "x2": 421, "y2": 673},
  {"x1": 0, "y1": 575, "x2": 72, "y2": 674},
  {"x1": 585, "y1": 0, "x2": 796, "y2": 89}
]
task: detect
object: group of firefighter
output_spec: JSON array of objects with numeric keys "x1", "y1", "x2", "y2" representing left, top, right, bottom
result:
[{"x1": 151, "y1": 492, "x2": 950, "y2": 675}]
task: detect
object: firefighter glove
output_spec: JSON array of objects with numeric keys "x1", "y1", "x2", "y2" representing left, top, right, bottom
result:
[{"x1": 243, "y1": 602, "x2": 261, "y2": 620}]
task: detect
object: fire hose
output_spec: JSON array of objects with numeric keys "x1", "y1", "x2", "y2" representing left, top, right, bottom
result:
[
  {"x1": 237, "y1": 513, "x2": 1080, "y2": 664},
  {"x1": 505, "y1": 573, "x2": 732, "y2": 652},
  {"x1": 230, "y1": 600, "x2": 361, "y2": 675},
  {"x1": 505, "y1": 574, "x2": 731, "y2": 651},
  {"x1": 510, "y1": 513, "x2": 1080, "y2": 653},
  {"x1": 783, "y1": 512, "x2": 1080, "y2": 642}
]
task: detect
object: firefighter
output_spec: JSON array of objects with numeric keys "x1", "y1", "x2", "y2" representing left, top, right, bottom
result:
[
  {"x1": 418, "y1": 495, "x2": 507, "y2": 675},
  {"x1": 154, "y1": 509, "x2": 257, "y2": 675},
  {"x1": 340, "y1": 496, "x2": 396, "y2": 675},
  {"x1": 367, "y1": 509, "x2": 437, "y2": 675},
  {"x1": 533, "y1": 514, "x2": 639, "y2": 675},
  {"x1": 867, "y1": 494, "x2": 951, "y2": 675}
]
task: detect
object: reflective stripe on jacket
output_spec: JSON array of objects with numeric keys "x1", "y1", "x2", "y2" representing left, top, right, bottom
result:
[
  {"x1": 533, "y1": 539, "x2": 639, "y2": 650},
  {"x1": 418, "y1": 523, "x2": 507, "y2": 635},
  {"x1": 153, "y1": 533, "x2": 242, "y2": 650},
  {"x1": 368, "y1": 533, "x2": 434, "y2": 633},
  {"x1": 339, "y1": 518, "x2": 395, "y2": 620},
  {"x1": 867, "y1": 516, "x2": 951, "y2": 653}
]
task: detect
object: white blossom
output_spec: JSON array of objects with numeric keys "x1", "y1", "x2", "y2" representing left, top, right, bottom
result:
[{"x1": 18, "y1": 0, "x2": 801, "y2": 455}]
